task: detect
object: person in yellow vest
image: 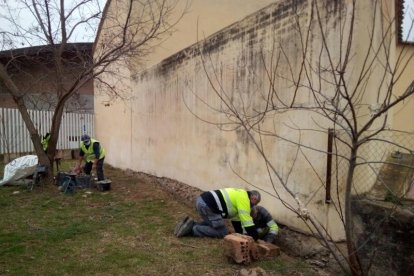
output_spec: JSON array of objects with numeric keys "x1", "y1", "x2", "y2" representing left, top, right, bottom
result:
[
  {"x1": 76, "y1": 134, "x2": 106, "y2": 181},
  {"x1": 174, "y1": 188, "x2": 261, "y2": 240},
  {"x1": 41, "y1": 133, "x2": 51, "y2": 152},
  {"x1": 250, "y1": 205, "x2": 279, "y2": 243}
]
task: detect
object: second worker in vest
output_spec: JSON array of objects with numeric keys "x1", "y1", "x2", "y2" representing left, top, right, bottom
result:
[
  {"x1": 76, "y1": 134, "x2": 106, "y2": 181},
  {"x1": 175, "y1": 188, "x2": 261, "y2": 240},
  {"x1": 250, "y1": 205, "x2": 279, "y2": 243}
]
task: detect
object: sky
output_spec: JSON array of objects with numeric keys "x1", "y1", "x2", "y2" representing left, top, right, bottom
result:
[
  {"x1": 403, "y1": 0, "x2": 414, "y2": 42},
  {"x1": 0, "y1": 0, "x2": 107, "y2": 49}
]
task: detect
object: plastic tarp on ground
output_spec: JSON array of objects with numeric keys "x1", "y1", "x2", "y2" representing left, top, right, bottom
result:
[{"x1": 0, "y1": 155, "x2": 38, "y2": 186}]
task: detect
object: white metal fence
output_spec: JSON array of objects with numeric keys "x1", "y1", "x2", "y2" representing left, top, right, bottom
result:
[{"x1": 0, "y1": 108, "x2": 94, "y2": 154}]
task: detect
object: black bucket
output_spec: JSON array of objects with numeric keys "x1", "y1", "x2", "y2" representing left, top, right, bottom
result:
[
  {"x1": 96, "y1": 179, "x2": 111, "y2": 191},
  {"x1": 55, "y1": 172, "x2": 77, "y2": 186},
  {"x1": 75, "y1": 175, "x2": 92, "y2": 188}
]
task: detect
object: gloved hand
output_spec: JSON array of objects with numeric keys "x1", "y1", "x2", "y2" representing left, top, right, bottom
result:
[
  {"x1": 264, "y1": 233, "x2": 277, "y2": 243},
  {"x1": 73, "y1": 165, "x2": 81, "y2": 175}
]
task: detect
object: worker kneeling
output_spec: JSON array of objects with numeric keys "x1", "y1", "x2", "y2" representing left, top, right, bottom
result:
[
  {"x1": 174, "y1": 188, "x2": 261, "y2": 240},
  {"x1": 250, "y1": 205, "x2": 279, "y2": 244}
]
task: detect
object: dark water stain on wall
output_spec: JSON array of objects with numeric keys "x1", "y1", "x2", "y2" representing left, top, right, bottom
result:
[{"x1": 153, "y1": 0, "x2": 309, "y2": 78}]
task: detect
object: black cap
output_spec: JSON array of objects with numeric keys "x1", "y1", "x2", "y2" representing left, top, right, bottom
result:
[{"x1": 81, "y1": 134, "x2": 90, "y2": 142}]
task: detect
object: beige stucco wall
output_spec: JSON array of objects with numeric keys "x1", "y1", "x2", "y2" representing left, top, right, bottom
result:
[
  {"x1": 95, "y1": 0, "x2": 276, "y2": 173},
  {"x1": 95, "y1": 0, "x2": 414, "y2": 240},
  {"x1": 140, "y1": 0, "x2": 278, "y2": 69}
]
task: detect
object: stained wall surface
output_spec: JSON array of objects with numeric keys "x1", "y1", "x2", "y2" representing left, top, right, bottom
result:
[{"x1": 95, "y1": 0, "x2": 414, "y2": 240}]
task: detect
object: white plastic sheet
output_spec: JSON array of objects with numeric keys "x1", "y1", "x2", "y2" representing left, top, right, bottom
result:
[{"x1": 0, "y1": 155, "x2": 38, "y2": 186}]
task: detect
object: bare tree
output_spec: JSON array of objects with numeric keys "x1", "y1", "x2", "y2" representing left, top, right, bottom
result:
[
  {"x1": 190, "y1": 0, "x2": 414, "y2": 274},
  {"x1": 0, "y1": 0, "x2": 187, "y2": 177}
]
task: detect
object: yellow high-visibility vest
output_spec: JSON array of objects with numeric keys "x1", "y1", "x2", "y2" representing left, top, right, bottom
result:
[
  {"x1": 80, "y1": 138, "x2": 105, "y2": 162},
  {"x1": 219, "y1": 188, "x2": 254, "y2": 228},
  {"x1": 41, "y1": 134, "x2": 50, "y2": 151}
]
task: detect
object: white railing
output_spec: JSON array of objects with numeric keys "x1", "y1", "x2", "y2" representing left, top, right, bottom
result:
[{"x1": 0, "y1": 108, "x2": 94, "y2": 154}]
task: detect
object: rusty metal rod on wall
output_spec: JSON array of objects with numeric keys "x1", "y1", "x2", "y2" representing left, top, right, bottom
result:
[{"x1": 325, "y1": 128, "x2": 334, "y2": 204}]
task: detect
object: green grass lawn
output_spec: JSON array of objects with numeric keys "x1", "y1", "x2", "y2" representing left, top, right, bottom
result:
[{"x1": 0, "y1": 160, "x2": 318, "y2": 275}]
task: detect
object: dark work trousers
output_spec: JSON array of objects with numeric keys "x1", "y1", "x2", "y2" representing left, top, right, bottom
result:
[
  {"x1": 193, "y1": 196, "x2": 228, "y2": 238},
  {"x1": 83, "y1": 158, "x2": 105, "y2": 180}
]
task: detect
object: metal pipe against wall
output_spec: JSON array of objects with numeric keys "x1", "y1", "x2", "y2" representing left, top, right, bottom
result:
[{"x1": 325, "y1": 128, "x2": 334, "y2": 204}]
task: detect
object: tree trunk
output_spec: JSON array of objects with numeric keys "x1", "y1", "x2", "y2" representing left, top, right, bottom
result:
[
  {"x1": 0, "y1": 64, "x2": 52, "y2": 180},
  {"x1": 344, "y1": 146, "x2": 363, "y2": 275}
]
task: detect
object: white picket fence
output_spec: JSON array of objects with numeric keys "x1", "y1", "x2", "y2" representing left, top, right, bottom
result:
[{"x1": 0, "y1": 108, "x2": 94, "y2": 154}]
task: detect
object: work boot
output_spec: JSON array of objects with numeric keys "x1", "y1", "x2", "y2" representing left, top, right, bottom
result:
[
  {"x1": 174, "y1": 216, "x2": 195, "y2": 237},
  {"x1": 174, "y1": 216, "x2": 188, "y2": 236}
]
